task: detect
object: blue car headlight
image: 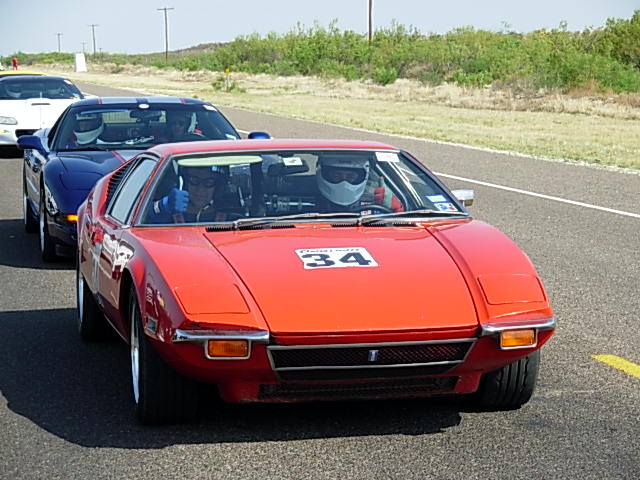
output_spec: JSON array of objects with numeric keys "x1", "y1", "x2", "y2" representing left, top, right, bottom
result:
[
  {"x1": 0, "y1": 116, "x2": 18, "y2": 125},
  {"x1": 43, "y1": 184, "x2": 59, "y2": 216}
]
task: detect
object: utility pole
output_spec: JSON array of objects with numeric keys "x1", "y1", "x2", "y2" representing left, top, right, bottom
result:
[
  {"x1": 368, "y1": 0, "x2": 373, "y2": 43},
  {"x1": 82, "y1": 42, "x2": 86, "y2": 53},
  {"x1": 56, "y1": 33, "x2": 63, "y2": 52},
  {"x1": 89, "y1": 24, "x2": 99, "y2": 55},
  {"x1": 157, "y1": 7, "x2": 174, "y2": 61}
]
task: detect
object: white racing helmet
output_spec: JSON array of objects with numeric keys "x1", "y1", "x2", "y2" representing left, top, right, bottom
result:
[
  {"x1": 316, "y1": 154, "x2": 370, "y2": 206},
  {"x1": 73, "y1": 112, "x2": 104, "y2": 144}
]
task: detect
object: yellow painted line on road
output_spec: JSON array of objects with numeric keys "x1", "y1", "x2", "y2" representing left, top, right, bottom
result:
[{"x1": 592, "y1": 355, "x2": 640, "y2": 379}]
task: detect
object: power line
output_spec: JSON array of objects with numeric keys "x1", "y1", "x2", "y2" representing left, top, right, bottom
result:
[{"x1": 157, "y1": 7, "x2": 174, "y2": 61}]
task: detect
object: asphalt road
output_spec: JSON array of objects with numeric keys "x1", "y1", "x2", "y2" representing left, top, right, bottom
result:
[{"x1": 0, "y1": 83, "x2": 638, "y2": 479}]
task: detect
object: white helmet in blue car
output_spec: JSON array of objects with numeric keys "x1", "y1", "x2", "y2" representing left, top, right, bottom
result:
[{"x1": 73, "y1": 112, "x2": 104, "y2": 144}]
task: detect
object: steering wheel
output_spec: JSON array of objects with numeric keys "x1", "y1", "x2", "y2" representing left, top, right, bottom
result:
[{"x1": 351, "y1": 204, "x2": 394, "y2": 214}]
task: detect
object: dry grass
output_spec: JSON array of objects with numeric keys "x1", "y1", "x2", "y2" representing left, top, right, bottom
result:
[{"x1": 39, "y1": 63, "x2": 640, "y2": 170}]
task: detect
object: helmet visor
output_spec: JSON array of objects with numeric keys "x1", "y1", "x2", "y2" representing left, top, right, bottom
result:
[{"x1": 321, "y1": 166, "x2": 367, "y2": 185}]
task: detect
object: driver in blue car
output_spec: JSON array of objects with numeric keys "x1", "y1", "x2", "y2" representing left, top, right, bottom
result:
[
  {"x1": 67, "y1": 113, "x2": 107, "y2": 147},
  {"x1": 148, "y1": 166, "x2": 235, "y2": 223},
  {"x1": 315, "y1": 155, "x2": 404, "y2": 213}
]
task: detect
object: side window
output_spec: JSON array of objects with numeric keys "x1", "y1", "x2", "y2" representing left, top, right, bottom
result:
[
  {"x1": 393, "y1": 155, "x2": 455, "y2": 209},
  {"x1": 109, "y1": 159, "x2": 156, "y2": 224}
]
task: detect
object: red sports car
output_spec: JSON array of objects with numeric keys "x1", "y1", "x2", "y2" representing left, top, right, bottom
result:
[{"x1": 77, "y1": 138, "x2": 555, "y2": 424}]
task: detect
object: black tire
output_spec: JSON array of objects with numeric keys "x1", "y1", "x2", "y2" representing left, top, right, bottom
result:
[
  {"x1": 39, "y1": 194, "x2": 58, "y2": 262},
  {"x1": 76, "y1": 266, "x2": 109, "y2": 341},
  {"x1": 23, "y1": 176, "x2": 37, "y2": 233},
  {"x1": 474, "y1": 350, "x2": 540, "y2": 410},
  {"x1": 129, "y1": 286, "x2": 198, "y2": 425}
]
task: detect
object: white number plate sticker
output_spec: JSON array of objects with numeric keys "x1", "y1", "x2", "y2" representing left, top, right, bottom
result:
[{"x1": 295, "y1": 247, "x2": 378, "y2": 269}]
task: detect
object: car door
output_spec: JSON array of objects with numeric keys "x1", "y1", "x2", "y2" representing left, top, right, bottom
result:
[{"x1": 94, "y1": 156, "x2": 157, "y2": 333}]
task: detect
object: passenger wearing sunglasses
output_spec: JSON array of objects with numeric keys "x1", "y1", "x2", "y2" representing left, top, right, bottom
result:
[
  {"x1": 148, "y1": 166, "x2": 232, "y2": 223},
  {"x1": 163, "y1": 111, "x2": 204, "y2": 142},
  {"x1": 316, "y1": 155, "x2": 403, "y2": 213}
]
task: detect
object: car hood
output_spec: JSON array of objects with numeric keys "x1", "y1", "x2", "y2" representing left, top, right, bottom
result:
[
  {"x1": 0, "y1": 98, "x2": 76, "y2": 129},
  {"x1": 56, "y1": 150, "x2": 138, "y2": 176},
  {"x1": 202, "y1": 225, "x2": 479, "y2": 335}
]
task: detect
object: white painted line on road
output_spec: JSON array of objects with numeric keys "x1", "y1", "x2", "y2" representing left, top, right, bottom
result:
[{"x1": 435, "y1": 172, "x2": 640, "y2": 219}]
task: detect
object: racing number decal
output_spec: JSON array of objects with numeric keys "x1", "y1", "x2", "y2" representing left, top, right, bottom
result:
[
  {"x1": 300, "y1": 253, "x2": 335, "y2": 268},
  {"x1": 295, "y1": 247, "x2": 378, "y2": 269}
]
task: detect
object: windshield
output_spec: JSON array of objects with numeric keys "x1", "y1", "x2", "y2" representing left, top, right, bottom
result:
[
  {"x1": 0, "y1": 77, "x2": 83, "y2": 100},
  {"x1": 52, "y1": 104, "x2": 239, "y2": 151},
  {"x1": 140, "y1": 149, "x2": 466, "y2": 226}
]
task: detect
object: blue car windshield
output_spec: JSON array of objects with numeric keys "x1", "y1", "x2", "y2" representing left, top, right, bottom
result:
[{"x1": 53, "y1": 104, "x2": 239, "y2": 151}]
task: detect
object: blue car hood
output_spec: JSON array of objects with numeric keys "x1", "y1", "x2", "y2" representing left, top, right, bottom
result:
[{"x1": 56, "y1": 149, "x2": 139, "y2": 176}]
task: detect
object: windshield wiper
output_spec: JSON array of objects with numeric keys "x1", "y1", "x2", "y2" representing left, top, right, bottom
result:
[
  {"x1": 59, "y1": 146, "x2": 108, "y2": 152},
  {"x1": 231, "y1": 212, "x2": 361, "y2": 230},
  {"x1": 209, "y1": 209, "x2": 467, "y2": 231},
  {"x1": 358, "y1": 208, "x2": 468, "y2": 225}
]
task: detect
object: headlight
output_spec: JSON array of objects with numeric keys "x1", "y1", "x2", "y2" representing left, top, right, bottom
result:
[
  {"x1": 0, "y1": 116, "x2": 18, "y2": 125},
  {"x1": 481, "y1": 318, "x2": 556, "y2": 350},
  {"x1": 43, "y1": 185, "x2": 59, "y2": 216},
  {"x1": 208, "y1": 340, "x2": 249, "y2": 358}
]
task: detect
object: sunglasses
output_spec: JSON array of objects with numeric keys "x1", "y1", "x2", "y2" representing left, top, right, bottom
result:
[
  {"x1": 170, "y1": 119, "x2": 187, "y2": 127},
  {"x1": 187, "y1": 176, "x2": 217, "y2": 188}
]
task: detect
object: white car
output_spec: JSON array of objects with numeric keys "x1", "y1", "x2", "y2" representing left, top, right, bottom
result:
[{"x1": 0, "y1": 75, "x2": 84, "y2": 147}]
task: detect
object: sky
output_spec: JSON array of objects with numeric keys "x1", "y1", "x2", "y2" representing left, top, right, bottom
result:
[{"x1": 1, "y1": 0, "x2": 638, "y2": 57}]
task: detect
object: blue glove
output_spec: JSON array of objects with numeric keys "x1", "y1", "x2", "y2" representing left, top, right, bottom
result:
[{"x1": 159, "y1": 188, "x2": 189, "y2": 214}]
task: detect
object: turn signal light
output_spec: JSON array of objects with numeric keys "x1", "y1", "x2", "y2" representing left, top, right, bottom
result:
[
  {"x1": 500, "y1": 329, "x2": 536, "y2": 348},
  {"x1": 207, "y1": 340, "x2": 249, "y2": 358},
  {"x1": 66, "y1": 214, "x2": 78, "y2": 223}
]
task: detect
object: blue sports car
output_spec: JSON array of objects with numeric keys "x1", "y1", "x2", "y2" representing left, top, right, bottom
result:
[{"x1": 19, "y1": 96, "x2": 250, "y2": 261}]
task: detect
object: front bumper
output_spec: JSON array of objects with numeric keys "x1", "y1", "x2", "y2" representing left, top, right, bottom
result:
[
  {"x1": 47, "y1": 212, "x2": 78, "y2": 249},
  {"x1": 0, "y1": 127, "x2": 37, "y2": 146},
  {"x1": 149, "y1": 320, "x2": 554, "y2": 404},
  {"x1": 0, "y1": 128, "x2": 18, "y2": 146}
]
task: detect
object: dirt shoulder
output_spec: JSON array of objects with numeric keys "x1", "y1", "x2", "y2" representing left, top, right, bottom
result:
[{"x1": 38, "y1": 63, "x2": 640, "y2": 170}]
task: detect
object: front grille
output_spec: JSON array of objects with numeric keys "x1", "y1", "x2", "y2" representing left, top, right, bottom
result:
[
  {"x1": 259, "y1": 377, "x2": 457, "y2": 400},
  {"x1": 268, "y1": 340, "x2": 474, "y2": 382},
  {"x1": 271, "y1": 343, "x2": 469, "y2": 367},
  {"x1": 16, "y1": 129, "x2": 36, "y2": 137},
  {"x1": 278, "y1": 365, "x2": 453, "y2": 381}
]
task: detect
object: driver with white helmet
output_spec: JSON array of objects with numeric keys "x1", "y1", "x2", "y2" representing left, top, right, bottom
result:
[
  {"x1": 69, "y1": 112, "x2": 105, "y2": 146},
  {"x1": 316, "y1": 154, "x2": 371, "y2": 211},
  {"x1": 316, "y1": 153, "x2": 404, "y2": 213}
]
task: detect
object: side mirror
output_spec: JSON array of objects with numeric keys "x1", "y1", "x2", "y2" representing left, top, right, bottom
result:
[
  {"x1": 17, "y1": 135, "x2": 46, "y2": 154},
  {"x1": 452, "y1": 189, "x2": 474, "y2": 207},
  {"x1": 247, "y1": 131, "x2": 271, "y2": 139}
]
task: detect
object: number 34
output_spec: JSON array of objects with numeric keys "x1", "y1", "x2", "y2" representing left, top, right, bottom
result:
[{"x1": 295, "y1": 247, "x2": 378, "y2": 269}]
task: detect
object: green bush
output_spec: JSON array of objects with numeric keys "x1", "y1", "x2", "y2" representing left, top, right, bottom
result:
[
  {"x1": 371, "y1": 66, "x2": 398, "y2": 85},
  {"x1": 211, "y1": 74, "x2": 245, "y2": 92},
  {"x1": 11, "y1": 10, "x2": 640, "y2": 93},
  {"x1": 418, "y1": 70, "x2": 445, "y2": 86}
]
